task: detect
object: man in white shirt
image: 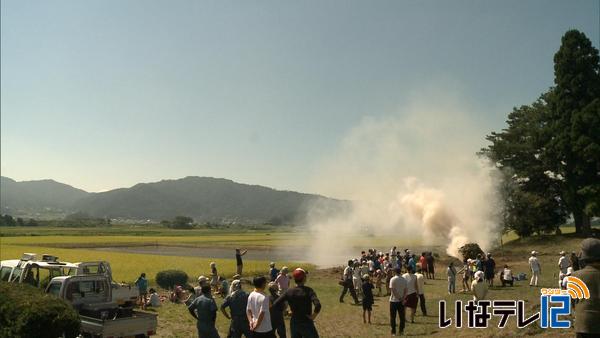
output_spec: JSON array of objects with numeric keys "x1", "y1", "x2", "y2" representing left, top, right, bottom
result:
[
  {"x1": 558, "y1": 251, "x2": 570, "y2": 274},
  {"x1": 246, "y1": 276, "x2": 274, "y2": 338},
  {"x1": 389, "y1": 267, "x2": 407, "y2": 336},
  {"x1": 414, "y1": 268, "x2": 427, "y2": 316},
  {"x1": 339, "y1": 260, "x2": 359, "y2": 304},
  {"x1": 529, "y1": 251, "x2": 541, "y2": 286}
]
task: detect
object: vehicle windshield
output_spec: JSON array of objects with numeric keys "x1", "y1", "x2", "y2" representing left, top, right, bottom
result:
[
  {"x1": 23, "y1": 265, "x2": 71, "y2": 289},
  {"x1": 9, "y1": 266, "x2": 22, "y2": 282}
]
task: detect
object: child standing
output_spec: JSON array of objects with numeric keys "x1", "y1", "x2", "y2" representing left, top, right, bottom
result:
[{"x1": 361, "y1": 274, "x2": 374, "y2": 324}]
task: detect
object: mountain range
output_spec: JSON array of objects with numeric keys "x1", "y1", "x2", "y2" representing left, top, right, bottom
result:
[{"x1": 0, "y1": 176, "x2": 346, "y2": 224}]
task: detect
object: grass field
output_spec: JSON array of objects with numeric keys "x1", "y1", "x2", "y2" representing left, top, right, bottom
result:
[{"x1": 0, "y1": 226, "x2": 594, "y2": 337}]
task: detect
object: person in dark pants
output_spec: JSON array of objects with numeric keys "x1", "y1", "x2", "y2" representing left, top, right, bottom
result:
[
  {"x1": 188, "y1": 285, "x2": 220, "y2": 338},
  {"x1": 268, "y1": 282, "x2": 286, "y2": 338},
  {"x1": 221, "y1": 280, "x2": 251, "y2": 338},
  {"x1": 273, "y1": 268, "x2": 321, "y2": 338},
  {"x1": 235, "y1": 248, "x2": 248, "y2": 276},
  {"x1": 339, "y1": 260, "x2": 359, "y2": 304},
  {"x1": 389, "y1": 267, "x2": 407, "y2": 336}
]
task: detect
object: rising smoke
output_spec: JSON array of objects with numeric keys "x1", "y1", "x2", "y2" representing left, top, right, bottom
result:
[{"x1": 303, "y1": 91, "x2": 501, "y2": 267}]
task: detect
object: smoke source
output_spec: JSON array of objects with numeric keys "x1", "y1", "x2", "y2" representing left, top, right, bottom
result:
[{"x1": 304, "y1": 91, "x2": 501, "y2": 267}]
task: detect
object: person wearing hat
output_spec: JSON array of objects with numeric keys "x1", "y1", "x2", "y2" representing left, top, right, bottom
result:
[
  {"x1": 571, "y1": 238, "x2": 600, "y2": 337},
  {"x1": 528, "y1": 251, "x2": 541, "y2": 286},
  {"x1": 339, "y1": 260, "x2": 359, "y2": 304},
  {"x1": 275, "y1": 266, "x2": 290, "y2": 294},
  {"x1": 558, "y1": 250, "x2": 570, "y2": 275},
  {"x1": 195, "y1": 275, "x2": 210, "y2": 296},
  {"x1": 273, "y1": 268, "x2": 321, "y2": 338},
  {"x1": 221, "y1": 279, "x2": 251, "y2": 338},
  {"x1": 361, "y1": 273, "x2": 375, "y2": 324},
  {"x1": 188, "y1": 283, "x2": 220, "y2": 338}
]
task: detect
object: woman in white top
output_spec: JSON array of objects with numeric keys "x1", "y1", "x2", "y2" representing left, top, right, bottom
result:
[{"x1": 402, "y1": 266, "x2": 419, "y2": 323}]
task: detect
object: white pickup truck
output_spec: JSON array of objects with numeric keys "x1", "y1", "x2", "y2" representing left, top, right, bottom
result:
[
  {"x1": 46, "y1": 275, "x2": 157, "y2": 338},
  {"x1": 73, "y1": 261, "x2": 139, "y2": 307}
]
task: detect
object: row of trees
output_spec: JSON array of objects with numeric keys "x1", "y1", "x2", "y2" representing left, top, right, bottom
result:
[
  {"x1": 0, "y1": 215, "x2": 39, "y2": 227},
  {"x1": 481, "y1": 30, "x2": 599, "y2": 237}
]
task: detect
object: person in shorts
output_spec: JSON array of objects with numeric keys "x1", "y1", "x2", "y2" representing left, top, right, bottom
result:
[{"x1": 361, "y1": 274, "x2": 374, "y2": 324}]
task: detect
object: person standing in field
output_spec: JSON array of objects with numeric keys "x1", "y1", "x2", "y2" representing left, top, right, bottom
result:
[
  {"x1": 269, "y1": 262, "x2": 280, "y2": 282},
  {"x1": 414, "y1": 267, "x2": 427, "y2": 316},
  {"x1": 236, "y1": 248, "x2": 248, "y2": 276},
  {"x1": 221, "y1": 280, "x2": 251, "y2": 338},
  {"x1": 457, "y1": 259, "x2": 470, "y2": 292},
  {"x1": 447, "y1": 262, "x2": 457, "y2": 294},
  {"x1": 210, "y1": 262, "x2": 219, "y2": 293},
  {"x1": 570, "y1": 252, "x2": 580, "y2": 271},
  {"x1": 426, "y1": 252, "x2": 435, "y2": 279},
  {"x1": 402, "y1": 266, "x2": 419, "y2": 323},
  {"x1": 361, "y1": 274, "x2": 374, "y2": 324},
  {"x1": 275, "y1": 267, "x2": 290, "y2": 294},
  {"x1": 268, "y1": 282, "x2": 286, "y2": 338},
  {"x1": 134, "y1": 272, "x2": 148, "y2": 309},
  {"x1": 339, "y1": 260, "x2": 359, "y2": 304},
  {"x1": 375, "y1": 269, "x2": 385, "y2": 296},
  {"x1": 246, "y1": 276, "x2": 274, "y2": 338},
  {"x1": 389, "y1": 267, "x2": 407, "y2": 336},
  {"x1": 558, "y1": 250, "x2": 570, "y2": 274},
  {"x1": 273, "y1": 268, "x2": 321, "y2": 338},
  {"x1": 418, "y1": 253, "x2": 428, "y2": 279},
  {"x1": 484, "y1": 253, "x2": 496, "y2": 287},
  {"x1": 188, "y1": 284, "x2": 220, "y2": 338},
  {"x1": 571, "y1": 238, "x2": 600, "y2": 338},
  {"x1": 529, "y1": 251, "x2": 541, "y2": 286}
]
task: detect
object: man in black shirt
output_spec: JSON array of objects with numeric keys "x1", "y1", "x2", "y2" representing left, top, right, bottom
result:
[{"x1": 273, "y1": 268, "x2": 321, "y2": 338}]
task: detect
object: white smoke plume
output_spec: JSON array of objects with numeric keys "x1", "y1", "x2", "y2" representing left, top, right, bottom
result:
[{"x1": 304, "y1": 90, "x2": 501, "y2": 266}]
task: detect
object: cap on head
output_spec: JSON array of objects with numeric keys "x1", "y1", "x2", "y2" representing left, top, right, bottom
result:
[
  {"x1": 232, "y1": 274, "x2": 241, "y2": 280},
  {"x1": 270, "y1": 262, "x2": 275, "y2": 267},
  {"x1": 198, "y1": 275, "x2": 208, "y2": 284},
  {"x1": 580, "y1": 238, "x2": 600, "y2": 262},
  {"x1": 281, "y1": 266, "x2": 289, "y2": 274},
  {"x1": 566, "y1": 267, "x2": 574, "y2": 275},
  {"x1": 362, "y1": 274, "x2": 370, "y2": 280},
  {"x1": 292, "y1": 268, "x2": 307, "y2": 282},
  {"x1": 559, "y1": 251, "x2": 565, "y2": 255},
  {"x1": 531, "y1": 251, "x2": 537, "y2": 256}
]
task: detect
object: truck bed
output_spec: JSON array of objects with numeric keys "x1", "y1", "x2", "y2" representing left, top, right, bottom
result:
[{"x1": 80, "y1": 310, "x2": 157, "y2": 337}]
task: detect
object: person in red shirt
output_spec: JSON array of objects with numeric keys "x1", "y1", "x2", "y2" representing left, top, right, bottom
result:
[{"x1": 419, "y1": 253, "x2": 428, "y2": 279}]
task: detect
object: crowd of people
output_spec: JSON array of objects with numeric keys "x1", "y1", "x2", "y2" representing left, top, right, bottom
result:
[
  {"x1": 130, "y1": 238, "x2": 600, "y2": 337},
  {"x1": 338, "y1": 247, "x2": 433, "y2": 335}
]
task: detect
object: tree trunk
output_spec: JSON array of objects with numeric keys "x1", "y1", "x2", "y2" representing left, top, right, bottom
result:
[
  {"x1": 573, "y1": 210, "x2": 583, "y2": 235},
  {"x1": 581, "y1": 214, "x2": 592, "y2": 237}
]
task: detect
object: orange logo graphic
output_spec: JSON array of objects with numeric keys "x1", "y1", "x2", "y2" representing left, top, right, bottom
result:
[{"x1": 565, "y1": 276, "x2": 590, "y2": 300}]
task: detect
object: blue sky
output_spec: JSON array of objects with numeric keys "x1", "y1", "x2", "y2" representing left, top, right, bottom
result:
[{"x1": 1, "y1": 0, "x2": 598, "y2": 194}]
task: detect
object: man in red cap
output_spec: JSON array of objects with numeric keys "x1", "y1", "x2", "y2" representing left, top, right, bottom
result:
[{"x1": 273, "y1": 268, "x2": 321, "y2": 338}]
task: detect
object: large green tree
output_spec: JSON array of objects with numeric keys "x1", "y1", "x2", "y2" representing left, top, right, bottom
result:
[
  {"x1": 544, "y1": 30, "x2": 600, "y2": 236},
  {"x1": 481, "y1": 97, "x2": 567, "y2": 236}
]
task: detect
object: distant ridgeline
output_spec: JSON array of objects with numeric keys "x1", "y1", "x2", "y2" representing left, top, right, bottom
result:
[{"x1": 0, "y1": 176, "x2": 348, "y2": 224}]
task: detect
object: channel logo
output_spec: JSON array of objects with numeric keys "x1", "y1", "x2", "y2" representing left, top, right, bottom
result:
[{"x1": 564, "y1": 276, "x2": 590, "y2": 300}]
